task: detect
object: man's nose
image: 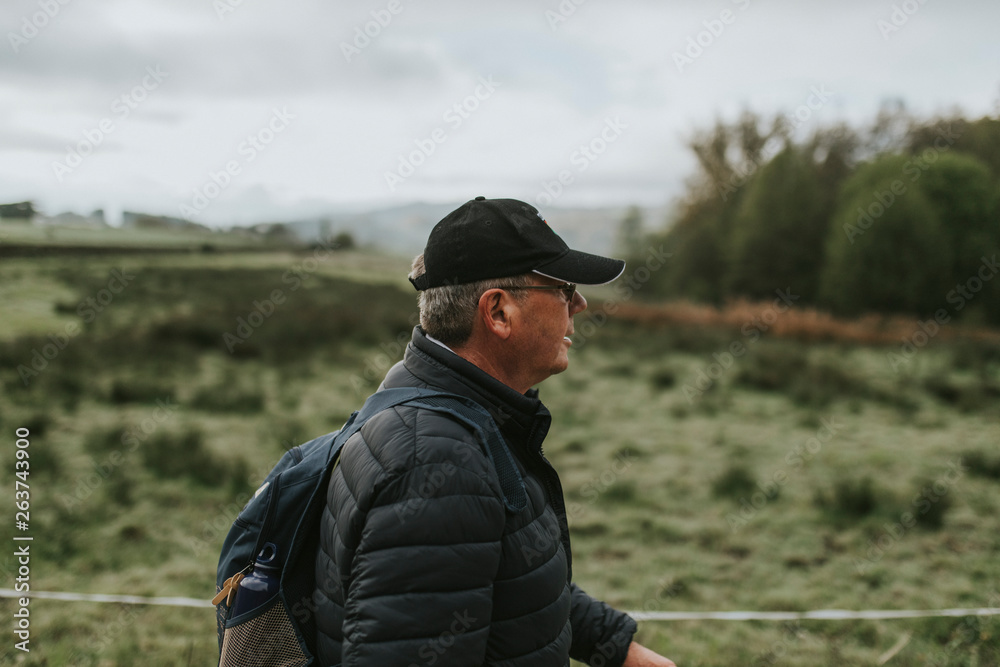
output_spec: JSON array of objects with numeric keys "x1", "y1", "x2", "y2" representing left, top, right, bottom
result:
[{"x1": 570, "y1": 291, "x2": 587, "y2": 314}]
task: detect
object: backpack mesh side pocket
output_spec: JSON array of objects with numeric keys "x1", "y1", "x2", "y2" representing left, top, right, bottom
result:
[{"x1": 219, "y1": 595, "x2": 308, "y2": 667}]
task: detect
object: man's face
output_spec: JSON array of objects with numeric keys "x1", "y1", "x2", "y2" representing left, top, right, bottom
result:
[{"x1": 513, "y1": 277, "x2": 588, "y2": 387}]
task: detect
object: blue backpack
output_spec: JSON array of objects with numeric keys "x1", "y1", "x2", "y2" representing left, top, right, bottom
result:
[{"x1": 213, "y1": 387, "x2": 527, "y2": 666}]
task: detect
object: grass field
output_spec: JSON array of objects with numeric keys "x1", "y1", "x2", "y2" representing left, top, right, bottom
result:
[
  {"x1": 0, "y1": 220, "x2": 265, "y2": 251},
  {"x1": 0, "y1": 244, "x2": 998, "y2": 666}
]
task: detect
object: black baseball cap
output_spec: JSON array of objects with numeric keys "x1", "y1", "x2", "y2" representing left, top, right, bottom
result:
[{"x1": 410, "y1": 197, "x2": 626, "y2": 290}]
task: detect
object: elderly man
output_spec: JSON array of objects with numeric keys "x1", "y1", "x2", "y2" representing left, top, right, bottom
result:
[{"x1": 313, "y1": 197, "x2": 676, "y2": 666}]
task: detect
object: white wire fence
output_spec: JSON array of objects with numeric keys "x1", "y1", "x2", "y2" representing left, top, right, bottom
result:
[{"x1": 4, "y1": 588, "x2": 1000, "y2": 622}]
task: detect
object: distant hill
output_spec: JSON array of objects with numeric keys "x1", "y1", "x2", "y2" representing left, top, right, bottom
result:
[
  {"x1": 11, "y1": 200, "x2": 669, "y2": 257},
  {"x1": 257, "y1": 202, "x2": 670, "y2": 257},
  {"x1": 122, "y1": 211, "x2": 212, "y2": 234}
]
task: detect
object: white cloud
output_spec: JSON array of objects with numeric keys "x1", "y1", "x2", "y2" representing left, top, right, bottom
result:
[{"x1": 1, "y1": 0, "x2": 998, "y2": 223}]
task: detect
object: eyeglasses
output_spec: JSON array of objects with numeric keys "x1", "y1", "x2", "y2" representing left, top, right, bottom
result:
[{"x1": 505, "y1": 282, "x2": 577, "y2": 302}]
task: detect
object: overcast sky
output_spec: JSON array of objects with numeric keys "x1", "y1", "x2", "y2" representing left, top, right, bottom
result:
[{"x1": 2, "y1": 0, "x2": 998, "y2": 227}]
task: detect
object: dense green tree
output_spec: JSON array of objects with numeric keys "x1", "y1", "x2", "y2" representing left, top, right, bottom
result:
[
  {"x1": 689, "y1": 111, "x2": 788, "y2": 204},
  {"x1": 909, "y1": 116, "x2": 1000, "y2": 184},
  {"x1": 332, "y1": 231, "x2": 356, "y2": 250},
  {"x1": 651, "y1": 111, "x2": 786, "y2": 303},
  {"x1": 0, "y1": 201, "x2": 35, "y2": 220},
  {"x1": 913, "y1": 153, "x2": 998, "y2": 280},
  {"x1": 647, "y1": 107, "x2": 999, "y2": 320},
  {"x1": 652, "y1": 196, "x2": 735, "y2": 303},
  {"x1": 806, "y1": 123, "x2": 860, "y2": 212},
  {"x1": 724, "y1": 147, "x2": 828, "y2": 301},
  {"x1": 910, "y1": 118, "x2": 1000, "y2": 324},
  {"x1": 818, "y1": 154, "x2": 954, "y2": 317}
]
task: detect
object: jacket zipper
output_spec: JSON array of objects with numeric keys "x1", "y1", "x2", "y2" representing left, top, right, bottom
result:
[{"x1": 528, "y1": 424, "x2": 573, "y2": 583}]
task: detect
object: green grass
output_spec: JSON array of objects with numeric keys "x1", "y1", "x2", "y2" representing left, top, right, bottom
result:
[
  {"x1": 0, "y1": 219, "x2": 263, "y2": 249},
  {"x1": 1, "y1": 250, "x2": 998, "y2": 666}
]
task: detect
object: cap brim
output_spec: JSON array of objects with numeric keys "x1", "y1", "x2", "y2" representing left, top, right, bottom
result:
[{"x1": 534, "y1": 249, "x2": 626, "y2": 286}]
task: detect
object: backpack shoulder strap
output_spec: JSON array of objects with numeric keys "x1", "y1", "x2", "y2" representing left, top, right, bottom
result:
[
  {"x1": 333, "y1": 387, "x2": 527, "y2": 513},
  {"x1": 325, "y1": 387, "x2": 446, "y2": 464}
]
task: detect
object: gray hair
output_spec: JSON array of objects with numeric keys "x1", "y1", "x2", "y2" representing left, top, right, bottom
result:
[{"x1": 409, "y1": 254, "x2": 531, "y2": 346}]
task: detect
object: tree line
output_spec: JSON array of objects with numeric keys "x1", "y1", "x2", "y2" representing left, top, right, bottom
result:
[{"x1": 633, "y1": 104, "x2": 1000, "y2": 325}]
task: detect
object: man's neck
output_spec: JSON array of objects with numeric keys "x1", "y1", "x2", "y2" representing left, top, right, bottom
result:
[{"x1": 450, "y1": 343, "x2": 531, "y2": 395}]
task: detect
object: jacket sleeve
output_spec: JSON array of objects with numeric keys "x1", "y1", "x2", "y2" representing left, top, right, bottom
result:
[
  {"x1": 340, "y1": 412, "x2": 507, "y2": 666},
  {"x1": 568, "y1": 582, "x2": 638, "y2": 667}
]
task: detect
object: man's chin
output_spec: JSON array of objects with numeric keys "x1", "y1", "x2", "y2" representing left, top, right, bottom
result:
[{"x1": 552, "y1": 355, "x2": 570, "y2": 375}]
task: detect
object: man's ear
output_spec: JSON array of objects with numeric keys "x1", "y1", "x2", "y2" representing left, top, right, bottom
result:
[{"x1": 478, "y1": 289, "x2": 514, "y2": 340}]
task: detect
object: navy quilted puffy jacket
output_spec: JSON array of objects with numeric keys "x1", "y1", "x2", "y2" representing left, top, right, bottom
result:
[{"x1": 313, "y1": 327, "x2": 637, "y2": 666}]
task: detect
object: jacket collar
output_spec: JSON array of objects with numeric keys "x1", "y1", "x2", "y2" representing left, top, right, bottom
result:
[{"x1": 382, "y1": 327, "x2": 551, "y2": 451}]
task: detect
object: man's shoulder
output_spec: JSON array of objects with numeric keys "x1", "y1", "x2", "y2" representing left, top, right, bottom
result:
[{"x1": 354, "y1": 398, "x2": 492, "y2": 474}]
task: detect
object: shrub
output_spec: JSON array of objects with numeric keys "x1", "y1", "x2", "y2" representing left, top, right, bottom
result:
[
  {"x1": 924, "y1": 377, "x2": 1000, "y2": 412},
  {"x1": 258, "y1": 417, "x2": 308, "y2": 452},
  {"x1": 151, "y1": 318, "x2": 224, "y2": 351},
  {"x1": 951, "y1": 340, "x2": 1000, "y2": 373},
  {"x1": 712, "y1": 464, "x2": 757, "y2": 499},
  {"x1": 141, "y1": 428, "x2": 228, "y2": 486},
  {"x1": 789, "y1": 360, "x2": 870, "y2": 407},
  {"x1": 227, "y1": 457, "x2": 254, "y2": 497},
  {"x1": 104, "y1": 468, "x2": 136, "y2": 506},
  {"x1": 119, "y1": 524, "x2": 147, "y2": 542},
  {"x1": 190, "y1": 385, "x2": 265, "y2": 414},
  {"x1": 21, "y1": 412, "x2": 52, "y2": 437},
  {"x1": 735, "y1": 344, "x2": 884, "y2": 408},
  {"x1": 834, "y1": 477, "x2": 878, "y2": 517},
  {"x1": 917, "y1": 613, "x2": 1000, "y2": 659},
  {"x1": 604, "y1": 363, "x2": 637, "y2": 378},
  {"x1": 26, "y1": 438, "x2": 63, "y2": 479},
  {"x1": 108, "y1": 379, "x2": 175, "y2": 405},
  {"x1": 923, "y1": 376, "x2": 962, "y2": 404},
  {"x1": 962, "y1": 450, "x2": 1000, "y2": 480},
  {"x1": 84, "y1": 426, "x2": 129, "y2": 456},
  {"x1": 600, "y1": 480, "x2": 638, "y2": 505},
  {"x1": 915, "y1": 479, "x2": 953, "y2": 529},
  {"x1": 649, "y1": 368, "x2": 676, "y2": 390},
  {"x1": 734, "y1": 345, "x2": 809, "y2": 392},
  {"x1": 42, "y1": 370, "x2": 87, "y2": 412},
  {"x1": 815, "y1": 476, "x2": 878, "y2": 521}
]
